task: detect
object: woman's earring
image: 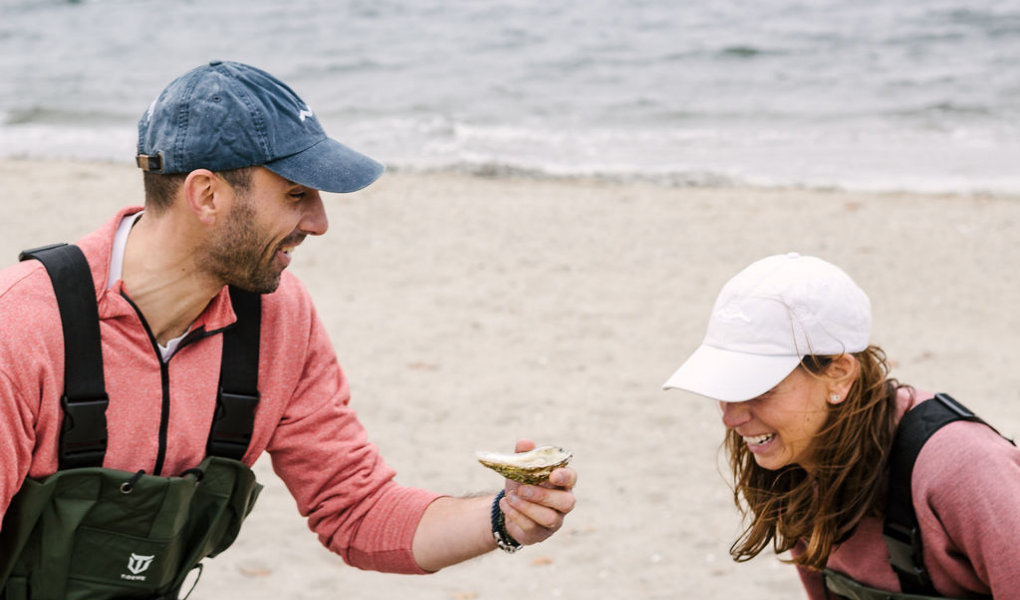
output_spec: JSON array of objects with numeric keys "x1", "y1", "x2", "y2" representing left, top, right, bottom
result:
[{"x1": 829, "y1": 394, "x2": 841, "y2": 403}]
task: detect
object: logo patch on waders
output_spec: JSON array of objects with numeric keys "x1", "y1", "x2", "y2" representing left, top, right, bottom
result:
[{"x1": 124, "y1": 553, "x2": 156, "y2": 580}]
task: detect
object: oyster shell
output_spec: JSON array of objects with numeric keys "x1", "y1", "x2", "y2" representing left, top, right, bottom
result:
[{"x1": 475, "y1": 446, "x2": 572, "y2": 485}]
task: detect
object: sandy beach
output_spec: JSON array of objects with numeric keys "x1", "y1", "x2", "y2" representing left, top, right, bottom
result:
[{"x1": 2, "y1": 158, "x2": 1018, "y2": 600}]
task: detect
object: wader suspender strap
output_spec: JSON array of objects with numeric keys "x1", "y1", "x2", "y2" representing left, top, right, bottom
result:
[
  {"x1": 18, "y1": 243, "x2": 262, "y2": 467},
  {"x1": 19, "y1": 244, "x2": 109, "y2": 470},
  {"x1": 883, "y1": 393, "x2": 1008, "y2": 596},
  {"x1": 207, "y1": 287, "x2": 261, "y2": 460}
]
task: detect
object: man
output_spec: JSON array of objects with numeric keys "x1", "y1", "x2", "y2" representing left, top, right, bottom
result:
[{"x1": 0, "y1": 61, "x2": 576, "y2": 597}]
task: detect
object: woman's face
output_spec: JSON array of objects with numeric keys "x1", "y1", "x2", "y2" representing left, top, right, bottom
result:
[{"x1": 720, "y1": 366, "x2": 833, "y2": 471}]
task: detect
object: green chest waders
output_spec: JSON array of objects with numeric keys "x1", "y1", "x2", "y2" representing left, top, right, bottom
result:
[
  {"x1": 823, "y1": 393, "x2": 1010, "y2": 600},
  {"x1": 0, "y1": 244, "x2": 264, "y2": 600}
]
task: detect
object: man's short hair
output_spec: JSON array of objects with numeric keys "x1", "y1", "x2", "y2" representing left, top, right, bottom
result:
[{"x1": 142, "y1": 167, "x2": 255, "y2": 213}]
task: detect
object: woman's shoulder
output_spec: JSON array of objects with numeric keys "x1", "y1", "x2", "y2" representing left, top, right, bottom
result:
[
  {"x1": 896, "y1": 390, "x2": 1013, "y2": 468},
  {"x1": 911, "y1": 400, "x2": 1018, "y2": 500},
  {"x1": 908, "y1": 398, "x2": 1020, "y2": 594}
]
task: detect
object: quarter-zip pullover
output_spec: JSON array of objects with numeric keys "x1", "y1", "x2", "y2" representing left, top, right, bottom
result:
[{"x1": 0, "y1": 207, "x2": 440, "y2": 574}]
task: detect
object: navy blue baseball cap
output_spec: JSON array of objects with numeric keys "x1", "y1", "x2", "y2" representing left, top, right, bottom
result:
[{"x1": 136, "y1": 60, "x2": 384, "y2": 193}]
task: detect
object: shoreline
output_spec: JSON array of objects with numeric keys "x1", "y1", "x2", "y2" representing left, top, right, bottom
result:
[
  {"x1": 5, "y1": 155, "x2": 1019, "y2": 202},
  {"x1": 3, "y1": 157, "x2": 1019, "y2": 599}
]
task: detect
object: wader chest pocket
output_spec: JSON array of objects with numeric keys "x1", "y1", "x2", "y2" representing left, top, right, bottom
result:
[{"x1": 0, "y1": 458, "x2": 260, "y2": 600}]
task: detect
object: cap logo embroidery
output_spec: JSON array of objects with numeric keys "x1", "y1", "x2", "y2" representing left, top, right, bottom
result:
[
  {"x1": 715, "y1": 303, "x2": 752, "y2": 323},
  {"x1": 298, "y1": 106, "x2": 315, "y2": 122}
]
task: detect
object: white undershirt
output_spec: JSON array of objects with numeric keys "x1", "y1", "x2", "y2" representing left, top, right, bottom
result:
[{"x1": 108, "y1": 212, "x2": 189, "y2": 361}]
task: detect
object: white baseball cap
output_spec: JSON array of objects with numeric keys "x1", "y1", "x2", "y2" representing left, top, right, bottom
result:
[{"x1": 663, "y1": 253, "x2": 871, "y2": 402}]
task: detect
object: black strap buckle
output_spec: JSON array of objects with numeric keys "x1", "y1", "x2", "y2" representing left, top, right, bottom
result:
[
  {"x1": 59, "y1": 394, "x2": 109, "y2": 469},
  {"x1": 883, "y1": 521, "x2": 932, "y2": 589},
  {"x1": 207, "y1": 390, "x2": 259, "y2": 459}
]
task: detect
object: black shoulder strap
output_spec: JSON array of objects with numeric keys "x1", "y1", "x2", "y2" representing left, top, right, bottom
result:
[
  {"x1": 19, "y1": 243, "x2": 109, "y2": 470},
  {"x1": 206, "y1": 286, "x2": 261, "y2": 460},
  {"x1": 883, "y1": 393, "x2": 1007, "y2": 595}
]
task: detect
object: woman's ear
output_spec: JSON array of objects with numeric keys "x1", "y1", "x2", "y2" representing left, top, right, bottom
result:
[{"x1": 825, "y1": 354, "x2": 858, "y2": 404}]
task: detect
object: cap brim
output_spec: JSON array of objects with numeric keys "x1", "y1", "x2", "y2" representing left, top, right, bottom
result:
[
  {"x1": 662, "y1": 345, "x2": 802, "y2": 402},
  {"x1": 266, "y1": 137, "x2": 385, "y2": 193}
]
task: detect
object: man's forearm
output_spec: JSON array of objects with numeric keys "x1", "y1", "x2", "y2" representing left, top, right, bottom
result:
[{"x1": 411, "y1": 494, "x2": 498, "y2": 572}]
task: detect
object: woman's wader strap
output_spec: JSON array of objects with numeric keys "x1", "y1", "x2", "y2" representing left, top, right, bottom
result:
[
  {"x1": 883, "y1": 393, "x2": 1010, "y2": 596},
  {"x1": 19, "y1": 244, "x2": 108, "y2": 470},
  {"x1": 206, "y1": 286, "x2": 261, "y2": 461}
]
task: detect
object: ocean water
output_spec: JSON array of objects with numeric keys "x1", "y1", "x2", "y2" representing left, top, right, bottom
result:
[{"x1": 2, "y1": 0, "x2": 1019, "y2": 195}]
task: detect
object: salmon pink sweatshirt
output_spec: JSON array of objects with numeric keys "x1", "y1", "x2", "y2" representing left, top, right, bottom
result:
[
  {"x1": 0, "y1": 207, "x2": 442, "y2": 574},
  {"x1": 796, "y1": 396, "x2": 1020, "y2": 598}
]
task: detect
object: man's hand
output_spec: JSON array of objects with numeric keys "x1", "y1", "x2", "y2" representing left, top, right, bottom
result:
[
  {"x1": 498, "y1": 438, "x2": 577, "y2": 546},
  {"x1": 411, "y1": 438, "x2": 578, "y2": 572}
]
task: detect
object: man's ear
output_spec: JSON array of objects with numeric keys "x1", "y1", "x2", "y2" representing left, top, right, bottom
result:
[
  {"x1": 181, "y1": 169, "x2": 229, "y2": 225},
  {"x1": 825, "y1": 354, "x2": 858, "y2": 404}
]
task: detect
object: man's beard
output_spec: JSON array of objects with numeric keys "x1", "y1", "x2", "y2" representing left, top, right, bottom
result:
[{"x1": 203, "y1": 199, "x2": 286, "y2": 294}]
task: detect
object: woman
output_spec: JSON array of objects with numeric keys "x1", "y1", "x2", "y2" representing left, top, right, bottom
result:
[{"x1": 663, "y1": 253, "x2": 1020, "y2": 599}]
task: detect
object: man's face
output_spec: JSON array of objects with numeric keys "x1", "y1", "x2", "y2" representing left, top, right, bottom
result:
[{"x1": 203, "y1": 167, "x2": 327, "y2": 293}]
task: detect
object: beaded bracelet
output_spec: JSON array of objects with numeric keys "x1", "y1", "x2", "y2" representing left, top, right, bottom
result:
[{"x1": 490, "y1": 490, "x2": 523, "y2": 553}]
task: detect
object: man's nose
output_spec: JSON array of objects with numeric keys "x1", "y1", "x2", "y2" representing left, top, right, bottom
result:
[{"x1": 301, "y1": 191, "x2": 328, "y2": 236}]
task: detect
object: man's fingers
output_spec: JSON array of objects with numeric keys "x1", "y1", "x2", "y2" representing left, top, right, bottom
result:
[
  {"x1": 501, "y1": 496, "x2": 563, "y2": 542},
  {"x1": 546, "y1": 467, "x2": 576, "y2": 489},
  {"x1": 514, "y1": 484, "x2": 576, "y2": 515},
  {"x1": 503, "y1": 486, "x2": 574, "y2": 532}
]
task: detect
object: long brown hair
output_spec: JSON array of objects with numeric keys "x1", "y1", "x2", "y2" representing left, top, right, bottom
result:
[{"x1": 725, "y1": 345, "x2": 902, "y2": 570}]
